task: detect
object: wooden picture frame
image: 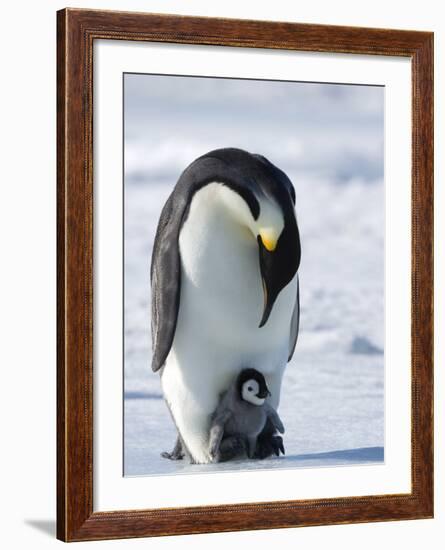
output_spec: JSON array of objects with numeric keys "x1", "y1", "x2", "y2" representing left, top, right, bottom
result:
[{"x1": 57, "y1": 8, "x2": 434, "y2": 542}]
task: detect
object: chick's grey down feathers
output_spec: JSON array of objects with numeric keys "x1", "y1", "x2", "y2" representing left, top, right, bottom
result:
[{"x1": 209, "y1": 376, "x2": 285, "y2": 461}]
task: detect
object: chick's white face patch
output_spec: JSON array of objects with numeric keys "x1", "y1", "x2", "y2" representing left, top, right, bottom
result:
[{"x1": 242, "y1": 379, "x2": 265, "y2": 406}]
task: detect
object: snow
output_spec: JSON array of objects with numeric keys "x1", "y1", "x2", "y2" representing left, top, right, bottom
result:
[{"x1": 123, "y1": 75, "x2": 384, "y2": 476}]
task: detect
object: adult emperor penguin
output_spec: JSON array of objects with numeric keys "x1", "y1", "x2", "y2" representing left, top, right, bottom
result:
[{"x1": 150, "y1": 148, "x2": 301, "y2": 464}]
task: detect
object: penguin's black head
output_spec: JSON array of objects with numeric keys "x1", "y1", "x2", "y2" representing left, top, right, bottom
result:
[
  {"x1": 237, "y1": 368, "x2": 271, "y2": 406},
  {"x1": 191, "y1": 148, "x2": 301, "y2": 327}
]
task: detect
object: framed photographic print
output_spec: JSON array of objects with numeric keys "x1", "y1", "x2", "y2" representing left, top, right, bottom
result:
[{"x1": 57, "y1": 8, "x2": 434, "y2": 542}]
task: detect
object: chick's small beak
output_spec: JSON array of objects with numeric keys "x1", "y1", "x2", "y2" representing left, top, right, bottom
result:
[{"x1": 258, "y1": 229, "x2": 278, "y2": 252}]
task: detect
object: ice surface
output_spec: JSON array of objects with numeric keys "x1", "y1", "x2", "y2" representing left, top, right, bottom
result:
[{"x1": 123, "y1": 76, "x2": 384, "y2": 476}]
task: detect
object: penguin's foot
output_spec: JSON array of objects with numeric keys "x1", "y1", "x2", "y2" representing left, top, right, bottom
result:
[
  {"x1": 161, "y1": 450, "x2": 184, "y2": 460},
  {"x1": 254, "y1": 434, "x2": 285, "y2": 459},
  {"x1": 161, "y1": 436, "x2": 185, "y2": 460}
]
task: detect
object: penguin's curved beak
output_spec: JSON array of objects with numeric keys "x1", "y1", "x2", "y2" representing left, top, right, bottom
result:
[
  {"x1": 257, "y1": 214, "x2": 301, "y2": 328},
  {"x1": 258, "y1": 235, "x2": 276, "y2": 328},
  {"x1": 257, "y1": 388, "x2": 271, "y2": 399}
]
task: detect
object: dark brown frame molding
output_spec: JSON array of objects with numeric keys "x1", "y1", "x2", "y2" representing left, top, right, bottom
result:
[{"x1": 57, "y1": 8, "x2": 434, "y2": 542}]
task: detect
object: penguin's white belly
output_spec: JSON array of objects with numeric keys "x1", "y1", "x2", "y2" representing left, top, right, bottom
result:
[{"x1": 161, "y1": 184, "x2": 297, "y2": 463}]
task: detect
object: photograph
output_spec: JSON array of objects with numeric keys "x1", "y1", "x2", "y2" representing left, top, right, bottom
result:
[{"x1": 123, "y1": 73, "x2": 385, "y2": 477}]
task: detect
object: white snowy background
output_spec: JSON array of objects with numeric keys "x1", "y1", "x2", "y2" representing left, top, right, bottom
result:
[{"x1": 123, "y1": 74, "x2": 384, "y2": 476}]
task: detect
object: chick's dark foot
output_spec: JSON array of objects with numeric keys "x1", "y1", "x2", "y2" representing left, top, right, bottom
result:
[
  {"x1": 254, "y1": 434, "x2": 285, "y2": 459},
  {"x1": 161, "y1": 436, "x2": 185, "y2": 460},
  {"x1": 217, "y1": 435, "x2": 247, "y2": 462}
]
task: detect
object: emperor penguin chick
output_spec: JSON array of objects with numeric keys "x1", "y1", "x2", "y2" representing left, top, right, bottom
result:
[{"x1": 209, "y1": 368, "x2": 285, "y2": 462}]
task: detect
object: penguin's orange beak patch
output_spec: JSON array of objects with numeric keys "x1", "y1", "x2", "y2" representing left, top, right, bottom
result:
[{"x1": 259, "y1": 230, "x2": 278, "y2": 252}]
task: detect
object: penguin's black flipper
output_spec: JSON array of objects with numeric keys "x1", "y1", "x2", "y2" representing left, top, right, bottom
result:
[
  {"x1": 161, "y1": 436, "x2": 185, "y2": 460},
  {"x1": 150, "y1": 189, "x2": 182, "y2": 373},
  {"x1": 288, "y1": 274, "x2": 300, "y2": 362}
]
